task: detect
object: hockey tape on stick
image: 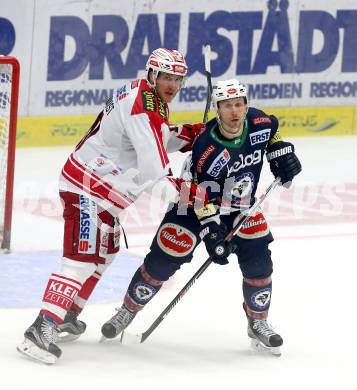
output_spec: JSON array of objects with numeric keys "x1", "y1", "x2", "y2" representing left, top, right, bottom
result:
[{"x1": 120, "y1": 176, "x2": 281, "y2": 345}]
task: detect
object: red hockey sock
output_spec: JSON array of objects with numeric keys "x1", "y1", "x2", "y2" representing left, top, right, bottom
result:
[{"x1": 41, "y1": 273, "x2": 82, "y2": 323}]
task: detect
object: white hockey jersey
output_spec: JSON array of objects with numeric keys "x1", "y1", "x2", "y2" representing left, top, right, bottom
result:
[{"x1": 59, "y1": 79, "x2": 201, "y2": 213}]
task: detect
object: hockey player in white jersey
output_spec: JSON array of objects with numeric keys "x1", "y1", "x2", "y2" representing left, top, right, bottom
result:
[{"x1": 17, "y1": 48, "x2": 205, "y2": 364}]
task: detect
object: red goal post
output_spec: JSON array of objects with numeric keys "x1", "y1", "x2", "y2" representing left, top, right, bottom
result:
[{"x1": 0, "y1": 56, "x2": 20, "y2": 252}]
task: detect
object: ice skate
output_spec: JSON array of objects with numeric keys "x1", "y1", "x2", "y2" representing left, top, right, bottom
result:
[
  {"x1": 17, "y1": 313, "x2": 62, "y2": 364},
  {"x1": 247, "y1": 317, "x2": 283, "y2": 357},
  {"x1": 57, "y1": 308, "x2": 87, "y2": 343},
  {"x1": 101, "y1": 305, "x2": 137, "y2": 341}
]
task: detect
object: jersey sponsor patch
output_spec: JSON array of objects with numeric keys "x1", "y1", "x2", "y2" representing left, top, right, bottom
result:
[
  {"x1": 131, "y1": 79, "x2": 140, "y2": 89},
  {"x1": 157, "y1": 96, "x2": 167, "y2": 119},
  {"x1": 227, "y1": 150, "x2": 262, "y2": 176},
  {"x1": 141, "y1": 91, "x2": 167, "y2": 119},
  {"x1": 78, "y1": 195, "x2": 97, "y2": 254},
  {"x1": 197, "y1": 144, "x2": 216, "y2": 173},
  {"x1": 157, "y1": 223, "x2": 197, "y2": 257},
  {"x1": 236, "y1": 212, "x2": 270, "y2": 239},
  {"x1": 115, "y1": 85, "x2": 128, "y2": 101},
  {"x1": 207, "y1": 149, "x2": 231, "y2": 178},
  {"x1": 252, "y1": 116, "x2": 272, "y2": 125},
  {"x1": 142, "y1": 91, "x2": 156, "y2": 113},
  {"x1": 249, "y1": 129, "x2": 271, "y2": 146}
]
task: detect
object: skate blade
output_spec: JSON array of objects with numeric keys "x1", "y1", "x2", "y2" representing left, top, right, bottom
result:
[
  {"x1": 56, "y1": 332, "x2": 81, "y2": 344},
  {"x1": 250, "y1": 338, "x2": 281, "y2": 357},
  {"x1": 120, "y1": 331, "x2": 143, "y2": 345},
  {"x1": 17, "y1": 338, "x2": 57, "y2": 365}
]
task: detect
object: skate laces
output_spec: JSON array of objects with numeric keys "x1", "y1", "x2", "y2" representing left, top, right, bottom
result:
[
  {"x1": 41, "y1": 317, "x2": 58, "y2": 345},
  {"x1": 110, "y1": 306, "x2": 135, "y2": 329},
  {"x1": 252, "y1": 319, "x2": 276, "y2": 337}
]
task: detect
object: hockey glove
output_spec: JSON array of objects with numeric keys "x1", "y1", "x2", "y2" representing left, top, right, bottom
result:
[
  {"x1": 266, "y1": 141, "x2": 302, "y2": 186},
  {"x1": 201, "y1": 222, "x2": 232, "y2": 265}
]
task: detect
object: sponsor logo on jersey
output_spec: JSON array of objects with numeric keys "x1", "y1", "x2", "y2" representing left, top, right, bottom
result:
[
  {"x1": 131, "y1": 80, "x2": 140, "y2": 89},
  {"x1": 78, "y1": 195, "x2": 97, "y2": 254},
  {"x1": 249, "y1": 128, "x2": 271, "y2": 145},
  {"x1": 115, "y1": 85, "x2": 128, "y2": 101},
  {"x1": 142, "y1": 91, "x2": 156, "y2": 112},
  {"x1": 227, "y1": 149, "x2": 262, "y2": 176},
  {"x1": 236, "y1": 212, "x2": 270, "y2": 239},
  {"x1": 251, "y1": 288, "x2": 272, "y2": 309},
  {"x1": 207, "y1": 149, "x2": 231, "y2": 178},
  {"x1": 197, "y1": 144, "x2": 216, "y2": 173},
  {"x1": 252, "y1": 116, "x2": 272, "y2": 125},
  {"x1": 157, "y1": 96, "x2": 167, "y2": 119},
  {"x1": 142, "y1": 91, "x2": 167, "y2": 119},
  {"x1": 157, "y1": 223, "x2": 196, "y2": 257}
]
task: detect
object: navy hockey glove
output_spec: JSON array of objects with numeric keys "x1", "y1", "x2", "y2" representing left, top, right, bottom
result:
[
  {"x1": 201, "y1": 222, "x2": 232, "y2": 265},
  {"x1": 266, "y1": 141, "x2": 302, "y2": 185}
]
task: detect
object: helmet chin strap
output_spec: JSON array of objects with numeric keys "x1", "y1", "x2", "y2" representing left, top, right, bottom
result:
[{"x1": 147, "y1": 69, "x2": 159, "y2": 89}]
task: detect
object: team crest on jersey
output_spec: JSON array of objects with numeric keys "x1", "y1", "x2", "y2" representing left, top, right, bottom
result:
[
  {"x1": 157, "y1": 223, "x2": 196, "y2": 257},
  {"x1": 78, "y1": 195, "x2": 97, "y2": 254},
  {"x1": 207, "y1": 149, "x2": 231, "y2": 178},
  {"x1": 230, "y1": 172, "x2": 254, "y2": 202},
  {"x1": 249, "y1": 129, "x2": 271, "y2": 145},
  {"x1": 252, "y1": 116, "x2": 272, "y2": 125}
]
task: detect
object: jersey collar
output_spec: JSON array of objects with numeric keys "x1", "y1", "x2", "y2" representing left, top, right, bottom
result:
[{"x1": 210, "y1": 117, "x2": 248, "y2": 148}]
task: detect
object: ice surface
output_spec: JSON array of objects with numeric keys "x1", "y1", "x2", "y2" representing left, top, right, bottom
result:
[{"x1": 1, "y1": 136, "x2": 357, "y2": 389}]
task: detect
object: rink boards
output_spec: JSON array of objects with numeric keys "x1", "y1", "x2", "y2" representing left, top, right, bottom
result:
[{"x1": 15, "y1": 105, "x2": 357, "y2": 147}]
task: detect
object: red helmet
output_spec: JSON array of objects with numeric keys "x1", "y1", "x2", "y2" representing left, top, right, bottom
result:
[{"x1": 146, "y1": 48, "x2": 188, "y2": 77}]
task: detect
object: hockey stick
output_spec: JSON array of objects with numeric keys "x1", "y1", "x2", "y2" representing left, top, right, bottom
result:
[
  {"x1": 202, "y1": 45, "x2": 213, "y2": 123},
  {"x1": 120, "y1": 177, "x2": 281, "y2": 344}
]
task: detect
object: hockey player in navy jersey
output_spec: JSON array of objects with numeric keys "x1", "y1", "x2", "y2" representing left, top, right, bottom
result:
[{"x1": 100, "y1": 79, "x2": 302, "y2": 355}]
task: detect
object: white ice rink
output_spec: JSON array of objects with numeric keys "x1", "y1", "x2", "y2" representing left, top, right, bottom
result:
[{"x1": 1, "y1": 136, "x2": 357, "y2": 389}]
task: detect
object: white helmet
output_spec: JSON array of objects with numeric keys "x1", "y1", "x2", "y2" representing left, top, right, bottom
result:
[
  {"x1": 146, "y1": 48, "x2": 188, "y2": 87},
  {"x1": 212, "y1": 79, "x2": 248, "y2": 109}
]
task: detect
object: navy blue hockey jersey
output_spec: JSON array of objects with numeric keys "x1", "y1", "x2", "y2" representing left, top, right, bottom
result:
[{"x1": 191, "y1": 107, "x2": 279, "y2": 211}]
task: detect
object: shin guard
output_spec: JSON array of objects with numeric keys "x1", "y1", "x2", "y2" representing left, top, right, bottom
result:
[
  {"x1": 124, "y1": 265, "x2": 164, "y2": 312},
  {"x1": 243, "y1": 276, "x2": 272, "y2": 319}
]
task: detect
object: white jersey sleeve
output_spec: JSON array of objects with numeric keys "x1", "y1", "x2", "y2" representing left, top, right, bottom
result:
[{"x1": 59, "y1": 79, "x2": 198, "y2": 213}]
